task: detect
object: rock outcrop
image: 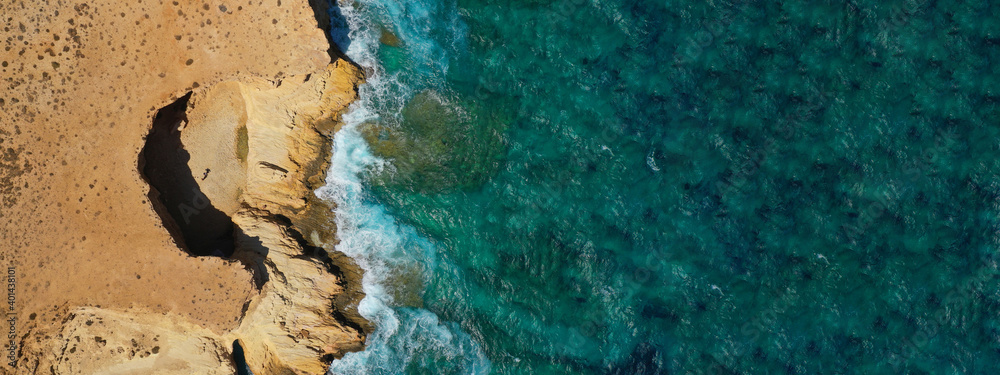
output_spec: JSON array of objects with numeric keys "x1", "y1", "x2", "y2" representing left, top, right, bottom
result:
[
  {"x1": 189, "y1": 61, "x2": 368, "y2": 374},
  {"x1": 1, "y1": 0, "x2": 368, "y2": 374}
]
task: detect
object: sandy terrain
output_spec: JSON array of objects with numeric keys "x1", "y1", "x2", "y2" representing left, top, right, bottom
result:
[{"x1": 1, "y1": 0, "x2": 365, "y2": 373}]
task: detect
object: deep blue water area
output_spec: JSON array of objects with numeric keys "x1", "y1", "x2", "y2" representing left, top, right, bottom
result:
[{"x1": 320, "y1": 0, "x2": 1000, "y2": 373}]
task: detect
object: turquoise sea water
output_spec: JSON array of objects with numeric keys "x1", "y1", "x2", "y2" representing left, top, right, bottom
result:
[{"x1": 319, "y1": 0, "x2": 1000, "y2": 373}]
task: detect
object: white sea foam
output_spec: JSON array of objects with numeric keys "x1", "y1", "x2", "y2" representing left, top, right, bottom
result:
[{"x1": 318, "y1": 1, "x2": 490, "y2": 373}]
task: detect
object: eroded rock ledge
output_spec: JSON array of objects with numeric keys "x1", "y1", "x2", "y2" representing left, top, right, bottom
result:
[{"x1": 141, "y1": 60, "x2": 369, "y2": 374}]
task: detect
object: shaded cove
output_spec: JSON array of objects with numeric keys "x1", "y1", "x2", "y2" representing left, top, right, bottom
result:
[{"x1": 139, "y1": 92, "x2": 236, "y2": 257}]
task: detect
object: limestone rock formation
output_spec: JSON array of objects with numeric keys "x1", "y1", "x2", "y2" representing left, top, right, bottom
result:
[{"x1": 195, "y1": 61, "x2": 368, "y2": 374}]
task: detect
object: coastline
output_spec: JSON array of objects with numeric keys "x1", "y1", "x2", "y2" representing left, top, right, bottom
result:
[{"x1": 0, "y1": 0, "x2": 368, "y2": 373}]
